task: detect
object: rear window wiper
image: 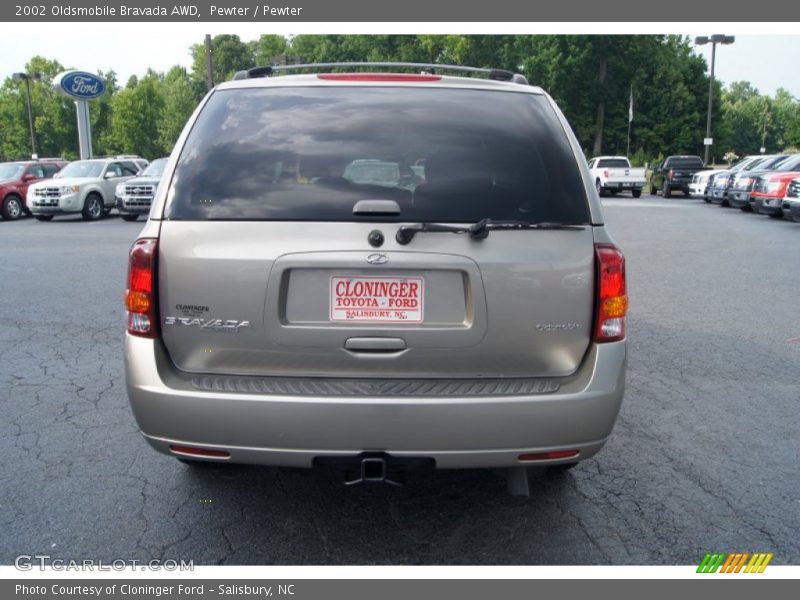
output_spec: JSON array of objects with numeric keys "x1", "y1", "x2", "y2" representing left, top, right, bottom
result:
[{"x1": 395, "y1": 218, "x2": 586, "y2": 245}]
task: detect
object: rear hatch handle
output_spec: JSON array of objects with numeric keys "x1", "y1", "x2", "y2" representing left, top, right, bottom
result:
[
  {"x1": 352, "y1": 200, "x2": 401, "y2": 216},
  {"x1": 345, "y1": 337, "x2": 407, "y2": 353}
]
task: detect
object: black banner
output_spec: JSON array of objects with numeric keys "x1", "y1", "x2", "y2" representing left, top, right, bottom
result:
[
  {"x1": 2, "y1": 0, "x2": 800, "y2": 22},
  {"x1": 4, "y1": 579, "x2": 798, "y2": 600}
]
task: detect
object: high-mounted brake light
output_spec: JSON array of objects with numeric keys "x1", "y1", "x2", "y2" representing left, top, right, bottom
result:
[
  {"x1": 668, "y1": 169, "x2": 674, "y2": 180},
  {"x1": 317, "y1": 73, "x2": 442, "y2": 82},
  {"x1": 594, "y1": 244, "x2": 628, "y2": 343},
  {"x1": 126, "y1": 238, "x2": 158, "y2": 338}
]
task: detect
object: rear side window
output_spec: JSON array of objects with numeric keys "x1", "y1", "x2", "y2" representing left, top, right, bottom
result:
[
  {"x1": 166, "y1": 86, "x2": 590, "y2": 223},
  {"x1": 26, "y1": 165, "x2": 45, "y2": 179},
  {"x1": 121, "y1": 161, "x2": 139, "y2": 175},
  {"x1": 776, "y1": 156, "x2": 800, "y2": 171},
  {"x1": 596, "y1": 159, "x2": 629, "y2": 168},
  {"x1": 665, "y1": 157, "x2": 704, "y2": 169}
]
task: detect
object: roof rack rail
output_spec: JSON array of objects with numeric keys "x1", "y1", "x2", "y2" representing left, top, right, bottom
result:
[
  {"x1": 92, "y1": 154, "x2": 144, "y2": 160},
  {"x1": 233, "y1": 62, "x2": 528, "y2": 85}
]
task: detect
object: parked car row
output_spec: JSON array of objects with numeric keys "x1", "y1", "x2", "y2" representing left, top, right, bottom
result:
[
  {"x1": 689, "y1": 153, "x2": 800, "y2": 222},
  {"x1": 0, "y1": 155, "x2": 168, "y2": 222}
]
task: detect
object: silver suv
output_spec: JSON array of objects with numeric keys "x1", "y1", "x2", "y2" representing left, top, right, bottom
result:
[
  {"x1": 28, "y1": 156, "x2": 145, "y2": 221},
  {"x1": 124, "y1": 63, "x2": 627, "y2": 494}
]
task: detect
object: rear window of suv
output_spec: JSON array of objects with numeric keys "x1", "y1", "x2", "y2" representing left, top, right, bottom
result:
[
  {"x1": 165, "y1": 86, "x2": 590, "y2": 224},
  {"x1": 596, "y1": 159, "x2": 630, "y2": 168},
  {"x1": 665, "y1": 157, "x2": 704, "y2": 169}
]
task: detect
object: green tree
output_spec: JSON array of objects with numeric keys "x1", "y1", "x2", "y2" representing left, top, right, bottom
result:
[
  {"x1": 158, "y1": 66, "x2": 198, "y2": 154},
  {"x1": 252, "y1": 35, "x2": 289, "y2": 65},
  {"x1": 191, "y1": 34, "x2": 254, "y2": 89},
  {"x1": 105, "y1": 70, "x2": 166, "y2": 158}
]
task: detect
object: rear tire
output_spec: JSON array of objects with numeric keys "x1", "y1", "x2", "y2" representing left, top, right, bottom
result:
[
  {"x1": 740, "y1": 204, "x2": 752, "y2": 212},
  {"x1": 1, "y1": 194, "x2": 23, "y2": 220},
  {"x1": 596, "y1": 179, "x2": 605, "y2": 197},
  {"x1": 662, "y1": 183, "x2": 671, "y2": 198},
  {"x1": 82, "y1": 193, "x2": 104, "y2": 221},
  {"x1": 649, "y1": 180, "x2": 657, "y2": 195},
  {"x1": 768, "y1": 211, "x2": 783, "y2": 219},
  {"x1": 121, "y1": 214, "x2": 139, "y2": 222},
  {"x1": 632, "y1": 188, "x2": 642, "y2": 198},
  {"x1": 34, "y1": 214, "x2": 54, "y2": 222}
]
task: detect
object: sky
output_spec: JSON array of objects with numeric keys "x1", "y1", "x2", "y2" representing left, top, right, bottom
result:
[{"x1": 1, "y1": 24, "x2": 799, "y2": 98}]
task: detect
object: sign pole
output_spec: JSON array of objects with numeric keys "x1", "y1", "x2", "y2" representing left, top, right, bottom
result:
[{"x1": 75, "y1": 100, "x2": 93, "y2": 159}]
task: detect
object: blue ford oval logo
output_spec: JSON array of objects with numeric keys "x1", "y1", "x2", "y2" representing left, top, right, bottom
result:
[{"x1": 56, "y1": 71, "x2": 105, "y2": 100}]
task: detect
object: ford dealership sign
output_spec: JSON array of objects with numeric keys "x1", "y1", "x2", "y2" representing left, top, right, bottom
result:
[{"x1": 53, "y1": 70, "x2": 105, "y2": 100}]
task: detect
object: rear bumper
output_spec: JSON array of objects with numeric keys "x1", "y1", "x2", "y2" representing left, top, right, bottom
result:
[
  {"x1": 709, "y1": 188, "x2": 728, "y2": 202},
  {"x1": 689, "y1": 183, "x2": 707, "y2": 196},
  {"x1": 782, "y1": 200, "x2": 800, "y2": 221},
  {"x1": 602, "y1": 180, "x2": 645, "y2": 190},
  {"x1": 757, "y1": 197, "x2": 784, "y2": 215},
  {"x1": 727, "y1": 190, "x2": 751, "y2": 207},
  {"x1": 125, "y1": 335, "x2": 626, "y2": 469},
  {"x1": 667, "y1": 179, "x2": 691, "y2": 192},
  {"x1": 115, "y1": 196, "x2": 152, "y2": 215},
  {"x1": 27, "y1": 192, "x2": 82, "y2": 214}
]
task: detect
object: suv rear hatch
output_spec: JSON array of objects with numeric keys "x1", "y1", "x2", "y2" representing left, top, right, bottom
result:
[{"x1": 157, "y1": 82, "x2": 596, "y2": 379}]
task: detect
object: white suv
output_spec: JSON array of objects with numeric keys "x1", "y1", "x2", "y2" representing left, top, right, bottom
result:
[{"x1": 27, "y1": 157, "x2": 145, "y2": 221}]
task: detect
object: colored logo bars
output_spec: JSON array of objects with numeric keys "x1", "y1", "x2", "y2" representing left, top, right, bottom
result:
[{"x1": 697, "y1": 552, "x2": 773, "y2": 573}]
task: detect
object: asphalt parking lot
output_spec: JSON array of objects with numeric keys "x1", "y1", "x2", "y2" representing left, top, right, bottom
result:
[{"x1": 1, "y1": 195, "x2": 798, "y2": 566}]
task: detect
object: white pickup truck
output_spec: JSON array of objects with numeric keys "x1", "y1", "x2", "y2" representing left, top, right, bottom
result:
[{"x1": 588, "y1": 156, "x2": 646, "y2": 198}]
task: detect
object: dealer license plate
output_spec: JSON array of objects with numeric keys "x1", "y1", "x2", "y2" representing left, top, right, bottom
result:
[{"x1": 330, "y1": 276, "x2": 424, "y2": 323}]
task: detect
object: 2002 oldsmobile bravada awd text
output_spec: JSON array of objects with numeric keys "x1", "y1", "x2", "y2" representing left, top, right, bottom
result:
[{"x1": 124, "y1": 63, "x2": 628, "y2": 495}]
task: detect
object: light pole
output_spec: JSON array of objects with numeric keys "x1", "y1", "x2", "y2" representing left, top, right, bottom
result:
[
  {"x1": 12, "y1": 72, "x2": 42, "y2": 158},
  {"x1": 694, "y1": 35, "x2": 735, "y2": 166}
]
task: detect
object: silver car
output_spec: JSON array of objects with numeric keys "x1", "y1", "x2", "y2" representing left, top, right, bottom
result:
[
  {"x1": 124, "y1": 63, "x2": 627, "y2": 494},
  {"x1": 28, "y1": 157, "x2": 143, "y2": 221}
]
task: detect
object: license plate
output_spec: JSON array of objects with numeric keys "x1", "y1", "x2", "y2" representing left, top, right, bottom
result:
[{"x1": 330, "y1": 276, "x2": 424, "y2": 323}]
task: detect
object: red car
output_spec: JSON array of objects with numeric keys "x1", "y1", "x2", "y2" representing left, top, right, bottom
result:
[
  {"x1": 0, "y1": 159, "x2": 67, "y2": 220},
  {"x1": 749, "y1": 171, "x2": 800, "y2": 218}
]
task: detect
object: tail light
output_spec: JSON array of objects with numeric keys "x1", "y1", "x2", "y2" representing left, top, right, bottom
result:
[
  {"x1": 603, "y1": 169, "x2": 609, "y2": 178},
  {"x1": 668, "y1": 169, "x2": 674, "y2": 180},
  {"x1": 594, "y1": 244, "x2": 628, "y2": 342},
  {"x1": 170, "y1": 445, "x2": 230, "y2": 459},
  {"x1": 126, "y1": 238, "x2": 159, "y2": 338},
  {"x1": 518, "y1": 450, "x2": 579, "y2": 462}
]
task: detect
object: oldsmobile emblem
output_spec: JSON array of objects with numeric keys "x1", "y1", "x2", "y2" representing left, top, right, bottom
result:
[{"x1": 366, "y1": 253, "x2": 389, "y2": 265}]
